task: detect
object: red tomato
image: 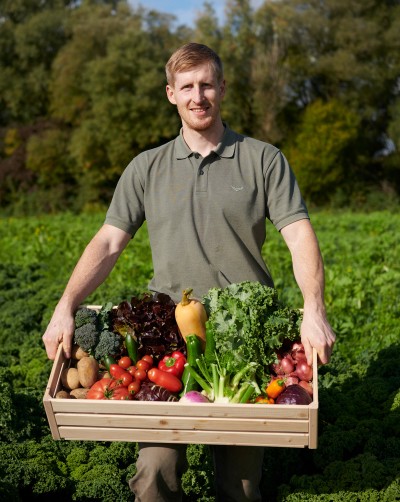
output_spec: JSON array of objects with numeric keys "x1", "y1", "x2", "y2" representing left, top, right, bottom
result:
[
  {"x1": 141, "y1": 355, "x2": 153, "y2": 366},
  {"x1": 109, "y1": 386, "x2": 131, "y2": 400},
  {"x1": 86, "y1": 378, "x2": 131, "y2": 400},
  {"x1": 118, "y1": 356, "x2": 132, "y2": 369},
  {"x1": 136, "y1": 359, "x2": 151, "y2": 372},
  {"x1": 147, "y1": 368, "x2": 182, "y2": 393},
  {"x1": 134, "y1": 369, "x2": 148, "y2": 382},
  {"x1": 110, "y1": 364, "x2": 127, "y2": 379},
  {"x1": 119, "y1": 371, "x2": 133, "y2": 387},
  {"x1": 127, "y1": 365, "x2": 137, "y2": 376},
  {"x1": 128, "y1": 379, "x2": 141, "y2": 395}
]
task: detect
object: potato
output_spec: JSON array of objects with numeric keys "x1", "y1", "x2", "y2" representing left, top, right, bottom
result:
[
  {"x1": 61, "y1": 367, "x2": 81, "y2": 390},
  {"x1": 72, "y1": 345, "x2": 89, "y2": 360},
  {"x1": 70, "y1": 388, "x2": 90, "y2": 399},
  {"x1": 77, "y1": 356, "x2": 100, "y2": 388},
  {"x1": 55, "y1": 390, "x2": 71, "y2": 399}
]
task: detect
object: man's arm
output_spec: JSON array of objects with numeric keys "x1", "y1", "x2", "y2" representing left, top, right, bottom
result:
[
  {"x1": 280, "y1": 219, "x2": 336, "y2": 365},
  {"x1": 42, "y1": 224, "x2": 132, "y2": 360}
]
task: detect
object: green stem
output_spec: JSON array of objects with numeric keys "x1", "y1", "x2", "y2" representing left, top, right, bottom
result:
[
  {"x1": 211, "y1": 364, "x2": 220, "y2": 399},
  {"x1": 239, "y1": 383, "x2": 257, "y2": 403},
  {"x1": 184, "y1": 363, "x2": 213, "y2": 396},
  {"x1": 231, "y1": 382, "x2": 252, "y2": 404}
]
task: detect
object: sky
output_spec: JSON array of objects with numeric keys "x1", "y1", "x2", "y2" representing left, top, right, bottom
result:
[{"x1": 128, "y1": 1, "x2": 263, "y2": 28}]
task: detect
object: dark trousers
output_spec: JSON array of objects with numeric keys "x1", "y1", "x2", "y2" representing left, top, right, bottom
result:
[{"x1": 129, "y1": 443, "x2": 264, "y2": 502}]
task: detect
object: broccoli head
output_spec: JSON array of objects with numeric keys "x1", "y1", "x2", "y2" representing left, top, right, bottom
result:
[
  {"x1": 74, "y1": 307, "x2": 98, "y2": 329},
  {"x1": 74, "y1": 323, "x2": 100, "y2": 352},
  {"x1": 94, "y1": 330, "x2": 122, "y2": 361}
]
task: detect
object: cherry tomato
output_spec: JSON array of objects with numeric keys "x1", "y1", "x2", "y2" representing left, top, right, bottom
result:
[
  {"x1": 119, "y1": 371, "x2": 133, "y2": 387},
  {"x1": 134, "y1": 369, "x2": 148, "y2": 382},
  {"x1": 109, "y1": 364, "x2": 127, "y2": 379},
  {"x1": 127, "y1": 365, "x2": 137, "y2": 376},
  {"x1": 118, "y1": 356, "x2": 132, "y2": 369},
  {"x1": 141, "y1": 355, "x2": 154, "y2": 366},
  {"x1": 136, "y1": 359, "x2": 151, "y2": 372},
  {"x1": 128, "y1": 379, "x2": 141, "y2": 395},
  {"x1": 147, "y1": 367, "x2": 182, "y2": 393}
]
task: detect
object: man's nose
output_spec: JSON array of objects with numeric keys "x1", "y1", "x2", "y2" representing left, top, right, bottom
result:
[{"x1": 191, "y1": 86, "x2": 205, "y2": 103}]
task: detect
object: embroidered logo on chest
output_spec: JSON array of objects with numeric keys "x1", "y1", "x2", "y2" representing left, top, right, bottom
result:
[{"x1": 231, "y1": 186, "x2": 244, "y2": 191}]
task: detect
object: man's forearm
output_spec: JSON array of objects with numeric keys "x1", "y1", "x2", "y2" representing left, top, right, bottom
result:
[
  {"x1": 57, "y1": 232, "x2": 124, "y2": 313},
  {"x1": 281, "y1": 219, "x2": 326, "y2": 309},
  {"x1": 281, "y1": 219, "x2": 335, "y2": 364},
  {"x1": 42, "y1": 225, "x2": 131, "y2": 360}
]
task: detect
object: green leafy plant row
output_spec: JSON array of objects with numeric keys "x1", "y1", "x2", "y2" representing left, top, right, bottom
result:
[{"x1": 0, "y1": 210, "x2": 399, "y2": 501}]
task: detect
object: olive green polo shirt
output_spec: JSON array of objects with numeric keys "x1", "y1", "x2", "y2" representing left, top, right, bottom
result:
[{"x1": 105, "y1": 125, "x2": 309, "y2": 302}]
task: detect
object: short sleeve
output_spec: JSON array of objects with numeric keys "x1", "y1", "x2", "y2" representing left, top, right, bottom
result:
[
  {"x1": 264, "y1": 151, "x2": 309, "y2": 231},
  {"x1": 104, "y1": 158, "x2": 145, "y2": 236}
]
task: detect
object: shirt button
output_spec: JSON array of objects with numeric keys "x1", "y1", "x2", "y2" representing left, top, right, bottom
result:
[{"x1": 194, "y1": 153, "x2": 199, "y2": 159}]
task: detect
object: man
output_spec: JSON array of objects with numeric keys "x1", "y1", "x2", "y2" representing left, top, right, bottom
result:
[{"x1": 43, "y1": 43, "x2": 335, "y2": 501}]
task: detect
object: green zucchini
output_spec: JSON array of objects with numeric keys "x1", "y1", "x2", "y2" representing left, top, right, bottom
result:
[
  {"x1": 125, "y1": 333, "x2": 138, "y2": 364},
  {"x1": 180, "y1": 334, "x2": 203, "y2": 397}
]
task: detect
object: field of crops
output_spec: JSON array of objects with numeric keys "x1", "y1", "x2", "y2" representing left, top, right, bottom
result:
[{"x1": 0, "y1": 210, "x2": 399, "y2": 501}]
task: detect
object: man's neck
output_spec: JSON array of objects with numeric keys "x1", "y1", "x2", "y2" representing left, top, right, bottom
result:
[{"x1": 182, "y1": 121, "x2": 225, "y2": 157}]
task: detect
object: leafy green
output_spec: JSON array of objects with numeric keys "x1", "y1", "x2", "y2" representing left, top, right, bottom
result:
[
  {"x1": 1, "y1": 211, "x2": 399, "y2": 500},
  {"x1": 203, "y1": 281, "x2": 301, "y2": 376}
]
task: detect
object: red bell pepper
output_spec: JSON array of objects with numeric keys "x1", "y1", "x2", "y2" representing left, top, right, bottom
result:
[{"x1": 158, "y1": 351, "x2": 186, "y2": 378}]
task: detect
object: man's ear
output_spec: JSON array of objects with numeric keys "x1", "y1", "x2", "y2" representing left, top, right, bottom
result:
[{"x1": 166, "y1": 84, "x2": 176, "y2": 105}]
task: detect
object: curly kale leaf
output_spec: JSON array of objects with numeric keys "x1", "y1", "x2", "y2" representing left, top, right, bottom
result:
[{"x1": 203, "y1": 281, "x2": 301, "y2": 374}]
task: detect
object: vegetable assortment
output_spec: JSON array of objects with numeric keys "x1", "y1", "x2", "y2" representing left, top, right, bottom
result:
[{"x1": 58, "y1": 283, "x2": 314, "y2": 405}]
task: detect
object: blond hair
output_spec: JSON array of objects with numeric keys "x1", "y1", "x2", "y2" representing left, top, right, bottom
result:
[{"x1": 165, "y1": 43, "x2": 223, "y2": 86}]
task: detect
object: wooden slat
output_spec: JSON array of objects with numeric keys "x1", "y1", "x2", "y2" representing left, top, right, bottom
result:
[
  {"x1": 54, "y1": 413, "x2": 309, "y2": 433},
  {"x1": 58, "y1": 427, "x2": 310, "y2": 447},
  {"x1": 49, "y1": 399, "x2": 310, "y2": 419},
  {"x1": 43, "y1": 344, "x2": 69, "y2": 440}
]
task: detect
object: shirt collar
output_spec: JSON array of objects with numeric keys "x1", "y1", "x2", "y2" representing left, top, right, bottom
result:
[{"x1": 174, "y1": 124, "x2": 236, "y2": 160}]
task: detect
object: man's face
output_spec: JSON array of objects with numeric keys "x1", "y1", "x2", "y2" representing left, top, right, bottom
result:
[{"x1": 166, "y1": 63, "x2": 225, "y2": 132}]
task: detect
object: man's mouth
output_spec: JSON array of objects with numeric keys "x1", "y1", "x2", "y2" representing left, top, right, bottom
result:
[{"x1": 191, "y1": 107, "x2": 209, "y2": 115}]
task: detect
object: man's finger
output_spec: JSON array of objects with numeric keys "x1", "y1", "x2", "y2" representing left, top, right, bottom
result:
[{"x1": 62, "y1": 339, "x2": 72, "y2": 359}]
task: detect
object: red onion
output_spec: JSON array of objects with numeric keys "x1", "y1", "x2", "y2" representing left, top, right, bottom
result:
[
  {"x1": 280, "y1": 357, "x2": 295, "y2": 374},
  {"x1": 295, "y1": 361, "x2": 313, "y2": 382},
  {"x1": 285, "y1": 376, "x2": 299, "y2": 386},
  {"x1": 291, "y1": 342, "x2": 307, "y2": 363}
]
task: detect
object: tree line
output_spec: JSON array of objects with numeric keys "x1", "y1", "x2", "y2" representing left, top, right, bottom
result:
[{"x1": 1, "y1": 0, "x2": 399, "y2": 214}]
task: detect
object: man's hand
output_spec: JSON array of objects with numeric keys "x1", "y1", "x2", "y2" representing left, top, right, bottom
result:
[
  {"x1": 42, "y1": 307, "x2": 75, "y2": 360},
  {"x1": 300, "y1": 307, "x2": 336, "y2": 366}
]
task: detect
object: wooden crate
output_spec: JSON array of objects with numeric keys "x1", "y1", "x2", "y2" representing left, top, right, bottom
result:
[{"x1": 43, "y1": 344, "x2": 319, "y2": 448}]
